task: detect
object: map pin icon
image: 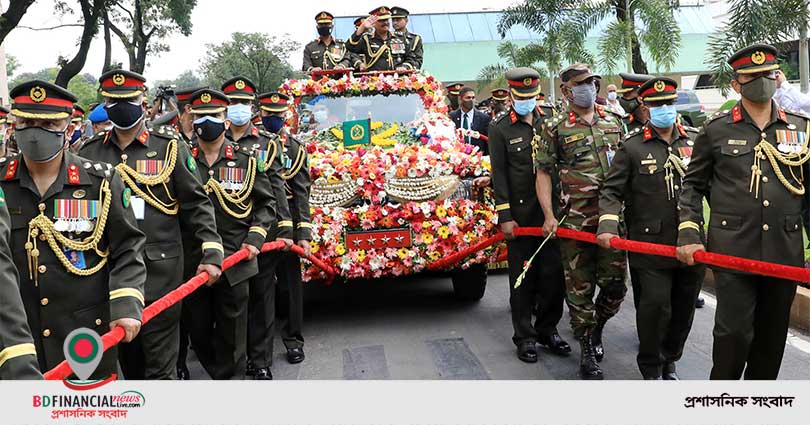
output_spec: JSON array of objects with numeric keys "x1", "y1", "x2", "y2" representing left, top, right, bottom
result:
[{"x1": 63, "y1": 328, "x2": 103, "y2": 380}]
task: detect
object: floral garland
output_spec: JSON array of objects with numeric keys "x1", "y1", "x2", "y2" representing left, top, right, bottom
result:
[{"x1": 303, "y1": 199, "x2": 504, "y2": 281}]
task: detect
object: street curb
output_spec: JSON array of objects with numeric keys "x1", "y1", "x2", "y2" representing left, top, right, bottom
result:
[{"x1": 702, "y1": 269, "x2": 810, "y2": 331}]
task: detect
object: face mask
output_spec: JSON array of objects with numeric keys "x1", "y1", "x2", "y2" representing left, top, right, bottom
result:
[
  {"x1": 227, "y1": 104, "x2": 252, "y2": 126},
  {"x1": 313, "y1": 110, "x2": 328, "y2": 122},
  {"x1": 193, "y1": 116, "x2": 226, "y2": 142},
  {"x1": 301, "y1": 116, "x2": 311, "y2": 124},
  {"x1": 607, "y1": 92, "x2": 617, "y2": 101},
  {"x1": 619, "y1": 97, "x2": 639, "y2": 113},
  {"x1": 739, "y1": 76, "x2": 777, "y2": 104},
  {"x1": 262, "y1": 115, "x2": 285, "y2": 133},
  {"x1": 448, "y1": 96, "x2": 459, "y2": 109},
  {"x1": 648, "y1": 104, "x2": 678, "y2": 128},
  {"x1": 513, "y1": 98, "x2": 536, "y2": 116},
  {"x1": 570, "y1": 82, "x2": 596, "y2": 108},
  {"x1": 317, "y1": 26, "x2": 332, "y2": 37},
  {"x1": 16, "y1": 126, "x2": 66, "y2": 162},
  {"x1": 70, "y1": 129, "x2": 82, "y2": 144},
  {"x1": 461, "y1": 100, "x2": 474, "y2": 110},
  {"x1": 105, "y1": 101, "x2": 143, "y2": 129}
]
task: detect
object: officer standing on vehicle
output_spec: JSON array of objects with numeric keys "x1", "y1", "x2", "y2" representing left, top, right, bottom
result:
[
  {"x1": 347, "y1": 7, "x2": 418, "y2": 72},
  {"x1": 489, "y1": 68, "x2": 570, "y2": 364},
  {"x1": 3, "y1": 80, "x2": 147, "y2": 378},
  {"x1": 80, "y1": 70, "x2": 223, "y2": 380},
  {"x1": 220, "y1": 76, "x2": 293, "y2": 380},
  {"x1": 534, "y1": 63, "x2": 627, "y2": 380},
  {"x1": 183, "y1": 88, "x2": 276, "y2": 380},
  {"x1": 391, "y1": 7, "x2": 423, "y2": 70},
  {"x1": 677, "y1": 44, "x2": 810, "y2": 380},
  {"x1": 257, "y1": 92, "x2": 312, "y2": 364},
  {"x1": 597, "y1": 77, "x2": 704, "y2": 380},
  {"x1": 303, "y1": 12, "x2": 359, "y2": 72}
]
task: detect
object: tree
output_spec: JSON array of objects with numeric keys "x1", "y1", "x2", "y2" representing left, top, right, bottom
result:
[
  {"x1": 107, "y1": 0, "x2": 196, "y2": 73},
  {"x1": 10, "y1": 68, "x2": 99, "y2": 109},
  {"x1": 497, "y1": 0, "x2": 681, "y2": 75},
  {"x1": 200, "y1": 32, "x2": 299, "y2": 93},
  {"x1": 0, "y1": 0, "x2": 36, "y2": 46},
  {"x1": 55, "y1": 0, "x2": 106, "y2": 88},
  {"x1": 6, "y1": 54, "x2": 18, "y2": 78},
  {"x1": 706, "y1": 0, "x2": 810, "y2": 94},
  {"x1": 478, "y1": 42, "x2": 550, "y2": 90}
]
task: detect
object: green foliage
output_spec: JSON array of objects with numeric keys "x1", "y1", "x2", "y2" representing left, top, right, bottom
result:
[
  {"x1": 150, "y1": 70, "x2": 203, "y2": 97},
  {"x1": 10, "y1": 68, "x2": 99, "y2": 111},
  {"x1": 707, "y1": 0, "x2": 810, "y2": 94},
  {"x1": 5, "y1": 54, "x2": 19, "y2": 78},
  {"x1": 200, "y1": 32, "x2": 299, "y2": 93}
]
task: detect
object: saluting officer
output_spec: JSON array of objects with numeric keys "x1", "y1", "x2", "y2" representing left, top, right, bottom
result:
[
  {"x1": 80, "y1": 70, "x2": 223, "y2": 380},
  {"x1": 676, "y1": 44, "x2": 810, "y2": 380},
  {"x1": 391, "y1": 7, "x2": 423, "y2": 70},
  {"x1": 0, "y1": 200, "x2": 43, "y2": 379},
  {"x1": 489, "y1": 68, "x2": 570, "y2": 364},
  {"x1": 183, "y1": 88, "x2": 276, "y2": 380},
  {"x1": 302, "y1": 12, "x2": 361, "y2": 73},
  {"x1": 257, "y1": 92, "x2": 312, "y2": 364},
  {"x1": 220, "y1": 76, "x2": 293, "y2": 380},
  {"x1": 598, "y1": 77, "x2": 704, "y2": 380},
  {"x1": 616, "y1": 73, "x2": 652, "y2": 134},
  {"x1": 534, "y1": 63, "x2": 627, "y2": 380},
  {"x1": 347, "y1": 7, "x2": 418, "y2": 72},
  {"x1": 3, "y1": 80, "x2": 147, "y2": 378}
]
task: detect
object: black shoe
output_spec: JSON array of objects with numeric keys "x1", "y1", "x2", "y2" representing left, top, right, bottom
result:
[
  {"x1": 590, "y1": 320, "x2": 606, "y2": 363},
  {"x1": 516, "y1": 341, "x2": 538, "y2": 363},
  {"x1": 644, "y1": 375, "x2": 662, "y2": 380},
  {"x1": 287, "y1": 347, "x2": 305, "y2": 364},
  {"x1": 695, "y1": 297, "x2": 705, "y2": 309},
  {"x1": 253, "y1": 367, "x2": 273, "y2": 380},
  {"x1": 537, "y1": 332, "x2": 572, "y2": 356},
  {"x1": 663, "y1": 363, "x2": 679, "y2": 380},
  {"x1": 176, "y1": 365, "x2": 190, "y2": 380},
  {"x1": 578, "y1": 335, "x2": 603, "y2": 380},
  {"x1": 245, "y1": 360, "x2": 256, "y2": 377}
]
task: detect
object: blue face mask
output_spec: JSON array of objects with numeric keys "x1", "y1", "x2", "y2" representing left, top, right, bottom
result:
[
  {"x1": 227, "y1": 103, "x2": 252, "y2": 125},
  {"x1": 70, "y1": 129, "x2": 82, "y2": 144},
  {"x1": 513, "y1": 98, "x2": 536, "y2": 116},
  {"x1": 648, "y1": 104, "x2": 678, "y2": 128},
  {"x1": 262, "y1": 115, "x2": 285, "y2": 133}
]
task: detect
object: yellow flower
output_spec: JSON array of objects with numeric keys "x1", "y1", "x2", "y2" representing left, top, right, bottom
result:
[
  {"x1": 435, "y1": 206, "x2": 447, "y2": 218},
  {"x1": 422, "y1": 233, "x2": 434, "y2": 244},
  {"x1": 335, "y1": 243, "x2": 346, "y2": 255},
  {"x1": 356, "y1": 250, "x2": 367, "y2": 262},
  {"x1": 428, "y1": 251, "x2": 441, "y2": 261},
  {"x1": 438, "y1": 226, "x2": 450, "y2": 239},
  {"x1": 397, "y1": 248, "x2": 409, "y2": 259},
  {"x1": 327, "y1": 175, "x2": 340, "y2": 184},
  {"x1": 310, "y1": 241, "x2": 320, "y2": 254},
  {"x1": 421, "y1": 222, "x2": 432, "y2": 230}
]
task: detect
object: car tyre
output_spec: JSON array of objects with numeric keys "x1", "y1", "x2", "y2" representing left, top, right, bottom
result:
[{"x1": 451, "y1": 263, "x2": 487, "y2": 301}]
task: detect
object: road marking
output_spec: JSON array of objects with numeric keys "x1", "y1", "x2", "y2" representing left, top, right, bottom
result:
[
  {"x1": 699, "y1": 291, "x2": 810, "y2": 355},
  {"x1": 426, "y1": 337, "x2": 490, "y2": 380},
  {"x1": 342, "y1": 345, "x2": 391, "y2": 379}
]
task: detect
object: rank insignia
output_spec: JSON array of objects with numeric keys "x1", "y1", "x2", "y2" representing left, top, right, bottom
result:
[
  {"x1": 225, "y1": 145, "x2": 234, "y2": 159},
  {"x1": 186, "y1": 156, "x2": 197, "y2": 172},
  {"x1": 138, "y1": 129, "x2": 149, "y2": 144},
  {"x1": 122, "y1": 187, "x2": 131, "y2": 208},
  {"x1": 67, "y1": 164, "x2": 80, "y2": 185},
  {"x1": 146, "y1": 151, "x2": 158, "y2": 158},
  {"x1": 5, "y1": 159, "x2": 18, "y2": 180},
  {"x1": 72, "y1": 189, "x2": 86, "y2": 199}
]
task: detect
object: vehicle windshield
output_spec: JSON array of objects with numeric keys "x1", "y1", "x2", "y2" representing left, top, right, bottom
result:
[{"x1": 298, "y1": 93, "x2": 426, "y2": 132}]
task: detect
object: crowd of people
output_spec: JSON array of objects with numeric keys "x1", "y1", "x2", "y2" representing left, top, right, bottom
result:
[{"x1": 0, "y1": 3, "x2": 805, "y2": 383}]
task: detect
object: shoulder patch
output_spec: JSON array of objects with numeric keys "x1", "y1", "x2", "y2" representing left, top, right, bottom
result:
[{"x1": 186, "y1": 155, "x2": 197, "y2": 172}]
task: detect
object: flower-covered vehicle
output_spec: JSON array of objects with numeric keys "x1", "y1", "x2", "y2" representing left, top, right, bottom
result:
[{"x1": 280, "y1": 70, "x2": 502, "y2": 299}]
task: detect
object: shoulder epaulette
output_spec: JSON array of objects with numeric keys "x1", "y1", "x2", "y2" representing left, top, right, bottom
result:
[
  {"x1": 149, "y1": 125, "x2": 180, "y2": 140},
  {"x1": 704, "y1": 109, "x2": 731, "y2": 126},
  {"x1": 784, "y1": 108, "x2": 810, "y2": 119},
  {"x1": 81, "y1": 130, "x2": 107, "y2": 148},
  {"x1": 0, "y1": 153, "x2": 18, "y2": 177},
  {"x1": 492, "y1": 111, "x2": 510, "y2": 125},
  {"x1": 623, "y1": 126, "x2": 642, "y2": 141},
  {"x1": 257, "y1": 128, "x2": 276, "y2": 140},
  {"x1": 79, "y1": 158, "x2": 114, "y2": 179}
]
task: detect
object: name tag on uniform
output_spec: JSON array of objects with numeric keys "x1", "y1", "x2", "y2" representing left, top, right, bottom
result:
[
  {"x1": 131, "y1": 196, "x2": 145, "y2": 220},
  {"x1": 727, "y1": 139, "x2": 747, "y2": 146},
  {"x1": 641, "y1": 159, "x2": 657, "y2": 165},
  {"x1": 509, "y1": 137, "x2": 524, "y2": 145},
  {"x1": 564, "y1": 134, "x2": 585, "y2": 144}
]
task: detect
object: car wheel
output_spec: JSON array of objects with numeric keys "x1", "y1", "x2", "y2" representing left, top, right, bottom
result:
[{"x1": 451, "y1": 263, "x2": 487, "y2": 301}]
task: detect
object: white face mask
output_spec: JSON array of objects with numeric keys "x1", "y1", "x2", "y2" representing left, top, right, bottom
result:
[{"x1": 607, "y1": 92, "x2": 617, "y2": 101}]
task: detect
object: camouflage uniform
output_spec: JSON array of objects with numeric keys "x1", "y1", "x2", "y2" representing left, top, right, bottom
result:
[{"x1": 534, "y1": 104, "x2": 627, "y2": 337}]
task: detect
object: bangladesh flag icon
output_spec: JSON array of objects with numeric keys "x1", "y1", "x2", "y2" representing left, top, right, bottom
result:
[{"x1": 63, "y1": 328, "x2": 103, "y2": 380}]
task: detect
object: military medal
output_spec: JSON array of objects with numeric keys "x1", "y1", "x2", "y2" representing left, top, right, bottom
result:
[
  {"x1": 776, "y1": 129, "x2": 806, "y2": 154},
  {"x1": 678, "y1": 146, "x2": 693, "y2": 167},
  {"x1": 219, "y1": 167, "x2": 246, "y2": 191},
  {"x1": 53, "y1": 199, "x2": 98, "y2": 234},
  {"x1": 135, "y1": 159, "x2": 164, "y2": 176}
]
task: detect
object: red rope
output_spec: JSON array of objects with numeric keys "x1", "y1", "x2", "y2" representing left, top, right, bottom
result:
[
  {"x1": 44, "y1": 241, "x2": 337, "y2": 380},
  {"x1": 429, "y1": 226, "x2": 810, "y2": 285}
]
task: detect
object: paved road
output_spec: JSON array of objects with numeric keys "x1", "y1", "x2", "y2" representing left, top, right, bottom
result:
[{"x1": 186, "y1": 271, "x2": 810, "y2": 380}]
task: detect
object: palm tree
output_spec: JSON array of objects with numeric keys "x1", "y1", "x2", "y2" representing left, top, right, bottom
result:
[
  {"x1": 491, "y1": 0, "x2": 681, "y2": 76},
  {"x1": 477, "y1": 42, "x2": 550, "y2": 90},
  {"x1": 706, "y1": 0, "x2": 810, "y2": 94}
]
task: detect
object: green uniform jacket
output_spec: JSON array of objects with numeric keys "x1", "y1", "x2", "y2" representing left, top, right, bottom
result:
[
  {"x1": 347, "y1": 31, "x2": 418, "y2": 71},
  {"x1": 302, "y1": 37, "x2": 360, "y2": 71},
  {"x1": 677, "y1": 102, "x2": 810, "y2": 270},
  {"x1": 0, "y1": 200, "x2": 42, "y2": 379},
  {"x1": 80, "y1": 124, "x2": 224, "y2": 301},
  {"x1": 489, "y1": 105, "x2": 556, "y2": 226},
  {"x1": 228, "y1": 124, "x2": 293, "y2": 240},
  {"x1": 396, "y1": 30, "x2": 423, "y2": 70},
  {"x1": 0, "y1": 152, "x2": 147, "y2": 376},
  {"x1": 534, "y1": 104, "x2": 625, "y2": 228},
  {"x1": 279, "y1": 131, "x2": 312, "y2": 241},
  {"x1": 599, "y1": 122, "x2": 704, "y2": 269},
  {"x1": 191, "y1": 143, "x2": 276, "y2": 284}
]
